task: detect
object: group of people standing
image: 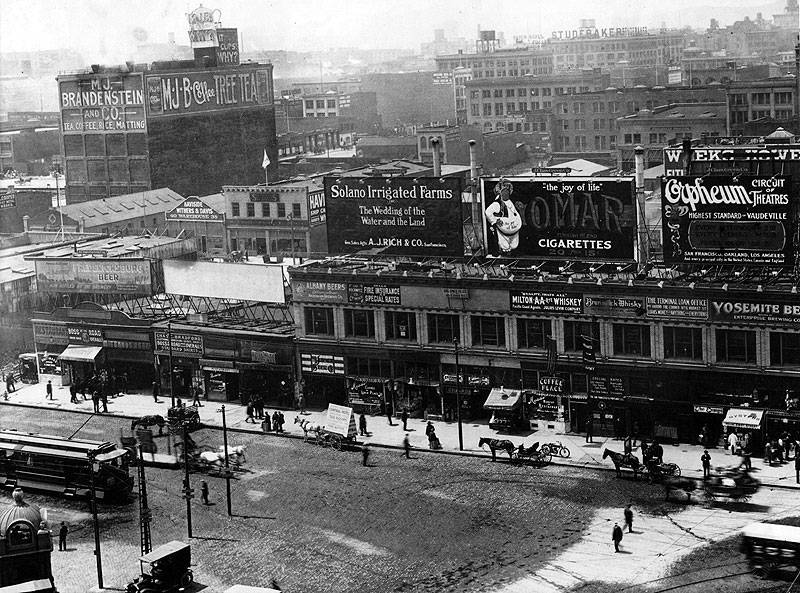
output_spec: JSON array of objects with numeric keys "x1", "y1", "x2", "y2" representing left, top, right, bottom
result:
[{"x1": 245, "y1": 399, "x2": 286, "y2": 433}]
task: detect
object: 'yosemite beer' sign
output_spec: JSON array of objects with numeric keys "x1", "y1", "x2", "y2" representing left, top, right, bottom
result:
[
  {"x1": 324, "y1": 177, "x2": 463, "y2": 257},
  {"x1": 661, "y1": 176, "x2": 792, "y2": 266},
  {"x1": 481, "y1": 177, "x2": 636, "y2": 261}
]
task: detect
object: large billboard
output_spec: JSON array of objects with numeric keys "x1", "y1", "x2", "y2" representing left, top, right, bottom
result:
[
  {"x1": 166, "y1": 196, "x2": 224, "y2": 221},
  {"x1": 663, "y1": 145, "x2": 800, "y2": 177},
  {"x1": 35, "y1": 259, "x2": 152, "y2": 294},
  {"x1": 481, "y1": 177, "x2": 636, "y2": 261},
  {"x1": 661, "y1": 176, "x2": 793, "y2": 266},
  {"x1": 324, "y1": 177, "x2": 463, "y2": 257},
  {"x1": 145, "y1": 65, "x2": 273, "y2": 117},
  {"x1": 163, "y1": 260, "x2": 285, "y2": 303},
  {"x1": 59, "y1": 73, "x2": 146, "y2": 134}
]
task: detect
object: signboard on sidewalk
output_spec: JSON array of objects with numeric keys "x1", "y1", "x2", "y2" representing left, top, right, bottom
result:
[{"x1": 325, "y1": 403, "x2": 357, "y2": 437}]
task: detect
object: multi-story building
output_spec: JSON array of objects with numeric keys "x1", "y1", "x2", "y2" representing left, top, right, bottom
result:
[
  {"x1": 727, "y1": 78, "x2": 798, "y2": 136},
  {"x1": 702, "y1": 1, "x2": 799, "y2": 58},
  {"x1": 548, "y1": 29, "x2": 685, "y2": 71},
  {"x1": 299, "y1": 91, "x2": 380, "y2": 132}
]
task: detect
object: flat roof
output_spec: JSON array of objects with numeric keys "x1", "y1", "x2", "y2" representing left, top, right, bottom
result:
[{"x1": 24, "y1": 234, "x2": 191, "y2": 259}]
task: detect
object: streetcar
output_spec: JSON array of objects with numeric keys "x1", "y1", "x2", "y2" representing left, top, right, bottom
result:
[
  {"x1": 742, "y1": 522, "x2": 800, "y2": 578},
  {"x1": 0, "y1": 429, "x2": 133, "y2": 502}
]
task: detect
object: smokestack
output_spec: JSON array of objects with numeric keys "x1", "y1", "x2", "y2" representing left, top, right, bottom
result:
[
  {"x1": 634, "y1": 146, "x2": 645, "y2": 190},
  {"x1": 468, "y1": 139, "x2": 483, "y2": 254},
  {"x1": 431, "y1": 138, "x2": 441, "y2": 177},
  {"x1": 795, "y1": 40, "x2": 800, "y2": 122},
  {"x1": 634, "y1": 145, "x2": 648, "y2": 268}
]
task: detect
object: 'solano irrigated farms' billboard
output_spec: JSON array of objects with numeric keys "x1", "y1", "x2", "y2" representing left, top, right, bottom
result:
[
  {"x1": 324, "y1": 177, "x2": 463, "y2": 257},
  {"x1": 481, "y1": 177, "x2": 636, "y2": 261},
  {"x1": 661, "y1": 176, "x2": 793, "y2": 266}
]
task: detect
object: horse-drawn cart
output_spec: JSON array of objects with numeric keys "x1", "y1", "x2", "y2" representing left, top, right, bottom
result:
[
  {"x1": 321, "y1": 404, "x2": 358, "y2": 450},
  {"x1": 703, "y1": 467, "x2": 761, "y2": 503},
  {"x1": 511, "y1": 442, "x2": 552, "y2": 467}
]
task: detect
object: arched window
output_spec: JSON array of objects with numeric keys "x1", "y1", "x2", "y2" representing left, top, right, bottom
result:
[{"x1": 7, "y1": 522, "x2": 34, "y2": 548}]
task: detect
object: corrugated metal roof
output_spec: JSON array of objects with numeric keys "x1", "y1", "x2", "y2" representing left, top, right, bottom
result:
[{"x1": 55, "y1": 188, "x2": 185, "y2": 228}]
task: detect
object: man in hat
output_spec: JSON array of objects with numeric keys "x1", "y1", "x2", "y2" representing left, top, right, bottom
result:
[{"x1": 612, "y1": 522, "x2": 624, "y2": 552}]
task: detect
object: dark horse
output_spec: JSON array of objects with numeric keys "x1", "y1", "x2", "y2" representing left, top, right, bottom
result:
[
  {"x1": 479, "y1": 437, "x2": 516, "y2": 462},
  {"x1": 603, "y1": 448, "x2": 641, "y2": 479},
  {"x1": 131, "y1": 414, "x2": 166, "y2": 435}
]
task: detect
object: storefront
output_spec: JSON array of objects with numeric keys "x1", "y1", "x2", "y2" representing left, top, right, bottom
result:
[
  {"x1": 300, "y1": 351, "x2": 347, "y2": 406},
  {"x1": 58, "y1": 344, "x2": 104, "y2": 386},
  {"x1": 484, "y1": 387, "x2": 524, "y2": 432},
  {"x1": 722, "y1": 407, "x2": 765, "y2": 452},
  {"x1": 200, "y1": 359, "x2": 240, "y2": 402},
  {"x1": 153, "y1": 326, "x2": 204, "y2": 400}
]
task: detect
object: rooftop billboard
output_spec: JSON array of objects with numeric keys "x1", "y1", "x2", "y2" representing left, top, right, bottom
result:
[
  {"x1": 59, "y1": 73, "x2": 146, "y2": 134},
  {"x1": 661, "y1": 176, "x2": 793, "y2": 266},
  {"x1": 481, "y1": 177, "x2": 636, "y2": 261},
  {"x1": 324, "y1": 177, "x2": 463, "y2": 257},
  {"x1": 34, "y1": 259, "x2": 152, "y2": 294},
  {"x1": 163, "y1": 260, "x2": 285, "y2": 303}
]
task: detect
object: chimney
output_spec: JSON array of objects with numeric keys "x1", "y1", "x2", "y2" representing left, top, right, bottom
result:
[
  {"x1": 431, "y1": 138, "x2": 441, "y2": 177},
  {"x1": 79, "y1": 217, "x2": 85, "y2": 233},
  {"x1": 634, "y1": 145, "x2": 648, "y2": 267},
  {"x1": 468, "y1": 139, "x2": 483, "y2": 251},
  {"x1": 22, "y1": 215, "x2": 29, "y2": 232}
]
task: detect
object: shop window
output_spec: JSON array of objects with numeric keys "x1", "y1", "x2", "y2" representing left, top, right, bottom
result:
[
  {"x1": 385, "y1": 311, "x2": 417, "y2": 341},
  {"x1": 344, "y1": 309, "x2": 375, "y2": 339},
  {"x1": 427, "y1": 313, "x2": 460, "y2": 344},
  {"x1": 770, "y1": 332, "x2": 800, "y2": 367},
  {"x1": 304, "y1": 307, "x2": 334, "y2": 336},
  {"x1": 613, "y1": 324, "x2": 651, "y2": 357},
  {"x1": 563, "y1": 321, "x2": 599, "y2": 352},
  {"x1": 715, "y1": 329, "x2": 756, "y2": 364},
  {"x1": 517, "y1": 318, "x2": 551, "y2": 349},
  {"x1": 471, "y1": 316, "x2": 506, "y2": 347},
  {"x1": 663, "y1": 326, "x2": 702, "y2": 360}
]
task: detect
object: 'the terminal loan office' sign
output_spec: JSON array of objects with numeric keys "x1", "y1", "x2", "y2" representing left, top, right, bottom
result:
[
  {"x1": 481, "y1": 177, "x2": 636, "y2": 261},
  {"x1": 662, "y1": 176, "x2": 793, "y2": 266}
]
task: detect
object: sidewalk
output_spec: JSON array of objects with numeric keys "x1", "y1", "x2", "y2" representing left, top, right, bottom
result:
[{"x1": 3, "y1": 377, "x2": 799, "y2": 490}]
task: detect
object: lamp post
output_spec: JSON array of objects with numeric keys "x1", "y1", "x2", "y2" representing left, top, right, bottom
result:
[
  {"x1": 182, "y1": 423, "x2": 193, "y2": 538},
  {"x1": 217, "y1": 405, "x2": 232, "y2": 516},
  {"x1": 52, "y1": 170, "x2": 64, "y2": 241},
  {"x1": 87, "y1": 453, "x2": 104, "y2": 589},
  {"x1": 168, "y1": 319, "x2": 175, "y2": 408},
  {"x1": 453, "y1": 337, "x2": 463, "y2": 451}
]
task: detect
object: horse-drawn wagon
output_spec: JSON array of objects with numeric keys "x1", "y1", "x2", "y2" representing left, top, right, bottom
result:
[
  {"x1": 295, "y1": 404, "x2": 358, "y2": 450},
  {"x1": 703, "y1": 467, "x2": 760, "y2": 503}
]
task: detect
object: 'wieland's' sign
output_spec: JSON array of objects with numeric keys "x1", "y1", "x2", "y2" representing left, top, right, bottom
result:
[
  {"x1": 661, "y1": 176, "x2": 793, "y2": 266},
  {"x1": 324, "y1": 177, "x2": 463, "y2": 257}
]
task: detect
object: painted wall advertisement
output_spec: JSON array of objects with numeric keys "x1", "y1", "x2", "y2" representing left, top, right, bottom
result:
[
  {"x1": 645, "y1": 297, "x2": 709, "y2": 320},
  {"x1": 308, "y1": 190, "x2": 326, "y2": 227},
  {"x1": 67, "y1": 326, "x2": 103, "y2": 344},
  {"x1": 708, "y1": 299, "x2": 800, "y2": 327},
  {"x1": 146, "y1": 65, "x2": 273, "y2": 117},
  {"x1": 35, "y1": 259, "x2": 152, "y2": 294},
  {"x1": 0, "y1": 191, "x2": 16, "y2": 209},
  {"x1": 509, "y1": 290, "x2": 583, "y2": 314},
  {"x1": 33, "y1": 322, "x2": 69, "y2": 345},
  {"x1": 216, "y1": 28, "x2": 240, "y2": 65},
  {"x1": 324, "y1": 177, "x2": 463, "y2": 257},
  {"x1": 301, "y1": 353, "x2": 345, "y2": 375},
  {"x1": 662, "y1": 176, "x2": 793, "y2": 266},
  {"x1": 166, "y1": 196, "x2": 224, "y2": 221},
  {"x1": 589, "y1": 375, "x2": 625, "y2": 399},
  {"x1": 294, "y1": 281, "x2": 401, "y2": 305},
  {"x1": 59, "y1": 73, "x2": 146, "y2": 134},
  {"x1": 347, "y1": 284, "x2": 401, "y2": 305},
  {"x1": 482, "y1": 177, "x2": 636, "y2": 261},
  {"x1": 293, "y1": 281, "x2": 348, "y2": 303},
  {"x1": 583, "y1": 295, "x2": 644, "y2": 318},
  {"x1": 154, "y1": 331, "x2": 204, "y2": 356}
]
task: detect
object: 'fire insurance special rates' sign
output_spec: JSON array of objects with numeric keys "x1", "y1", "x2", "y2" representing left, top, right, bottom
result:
[
  {"x1": 324, "y1": 177, "x2": 463, "y2": 257},
  {"x1": 481, "y1": 177, "x2": 636, "y2": 261},
  {"x1": 662, "y1": 176, "x2": 793, "y2": 266}
]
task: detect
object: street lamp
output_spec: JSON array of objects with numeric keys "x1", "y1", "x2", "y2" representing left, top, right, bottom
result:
[
  {"x1": 453, "y1": 337, "x2": 463, "y2": 451},
  {"x1": 217, "y1": 405, "x2": 233, "y2": 516},
  {"x1": 181, "y1": 423, "x2": 193, "y2": 538},
  {"x1": 87, "y1": 453, "x2": 104, "y2": 589},
  {"x1": 52, "y1": 170, "x2": 64, "y2": 241}
]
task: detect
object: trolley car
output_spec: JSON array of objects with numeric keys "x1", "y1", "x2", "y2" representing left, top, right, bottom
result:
[
  {"x1": 742, "y1": 522, "x2": 800, "y2": 578},
  {"x1": 0, "y1": 430, "x2": 133, "y2": 501}
]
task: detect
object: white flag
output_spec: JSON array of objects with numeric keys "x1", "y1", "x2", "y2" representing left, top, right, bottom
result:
[{"x1": 262, "y1": 149, "x2": 271, "y2": 169}]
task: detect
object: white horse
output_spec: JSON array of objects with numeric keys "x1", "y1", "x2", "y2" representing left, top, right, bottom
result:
[
  {"x1": 294, "y1": 416, "x2": 324, "y2": 442},
  {"x1": 217, "y1": 444, "x2": 246, "y2": 462}
]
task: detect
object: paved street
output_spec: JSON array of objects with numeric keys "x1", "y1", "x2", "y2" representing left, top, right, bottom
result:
[{"x1": 1, "y1": 407, "x2": 799, "y2": 593}]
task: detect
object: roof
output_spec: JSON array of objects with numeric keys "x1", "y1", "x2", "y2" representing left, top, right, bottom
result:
[
  {"x1": 0, "y1": 251, "x2": 36, "y2": 285},
  {"x1": 53, "y1": 188, "x2": 185, "y2": 228},
  {"x1": 484, "y1": 388, "x2": 523, "y2": 410},
  {"x1": 356, "y1": 136, "x2": 418, "y2": 147},
  {"x1": 547, "y1": 159, "x2": 611, "y2": 176},
  {"x1": 743, "y1": 522, "x2": 800, "y2": 544},
  {"x1": 25, "y1": 234, "x2": 191, "y2": 259},
  {"x1": 140, "y1": 540, "x2": 190, "y2": 563},
  {"x1": 643, "y1": 164, "x2": 664, "y2": 179},
  {"x1": 0, "y1": 175, "x2": 65, "y2": 191},
  {"x1": 195, "y1": 193, "x2": 227, "y2": 212}
]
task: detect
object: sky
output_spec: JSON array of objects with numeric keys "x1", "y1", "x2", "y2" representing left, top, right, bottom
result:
[{"x1": 0, "y1": 0, "x2": 787, "y2": 60}]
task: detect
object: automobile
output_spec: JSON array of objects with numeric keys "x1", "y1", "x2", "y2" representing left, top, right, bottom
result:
[{"x1": 126, "y1": 541, "x2": 193, "y2": 593}]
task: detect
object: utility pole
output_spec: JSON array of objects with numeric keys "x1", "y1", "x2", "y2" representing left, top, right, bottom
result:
[
  {"x1": 218, "y1": 405, "x2": 232, "y2": 516},
  {"x1": 182, "y1": 423, "x2": 193, "y2": 538},
  {"x1": 88, "y1": 453, "x2": 104, "y2": 589},
  {"x1": 453, "y1": 338, "x2": 463, "y2": 451},
  {"x1": 168, "y1": 319, "x2": 175, "y2": 408},
  {"x1": 137, "y1": 445, "x2": 152, "y2": 556}
]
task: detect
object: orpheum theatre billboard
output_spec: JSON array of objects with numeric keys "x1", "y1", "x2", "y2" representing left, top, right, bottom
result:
[
  {"x1": 662, "y1": 176, "x2": 793, "y2": 266},
  {"x1": 59, "y1": 73, "x2": 146, "y2": 134},
  {"x1": 481, "y1": 177, "x2": 636, "y2": 261},
  {"x1": 324, "y1": 177, "x2": 463, "y2": 257},
  {"x1": 145, "y1": 65, "x2": 273, "y2": 117}
]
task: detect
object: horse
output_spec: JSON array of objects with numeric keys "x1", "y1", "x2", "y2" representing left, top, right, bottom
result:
[
  {"x1": 294, "y1": 416, "x2": 324, "y2": 442},
  {"x1": 663, "y1": 476, "x2": 697, "y2": 503},
  {"x1": 479, "y1": 437, "x2": 516, "y2": 462},
  {"x1": 132, "y1": 414, "x2": 166, "y2": 435},
  {"x1": 603, "y1": 448, "x2": 641, "y2": 479},
  {"x1": 217, "y1": 445, "x2": 247, "y2": 463}
]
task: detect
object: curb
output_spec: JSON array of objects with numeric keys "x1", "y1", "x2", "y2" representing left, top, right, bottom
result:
[{"x1": 2, "y1": 400, "x2": 798, "y2": 491}]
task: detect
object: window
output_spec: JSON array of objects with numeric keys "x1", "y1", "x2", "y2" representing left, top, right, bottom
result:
[
  {"x1": 775, "y1": 92, "x2": 792, "y2": 105},
  {"x1": 292, "y1": 203, "x2": 301, "y2": 217},
  {"x1": 557, "y1": 103, "x2": 568, "y2": 114},
  {"x1": 261, "y1": 203, "x2": 270, "y2": 217},
  {"x1": 327, "y1": 99, "x2": 336, "y2": 108},
  {"x1": 563, "y1": 321, "x2": 599, "y2": 352},
  {"x1": 316, "y1": 100, "x2": 325, "y2": 109},
  {"x1": 304, "y1": 307, "x2": 334, "y2": 335},
  {"x1": 649, "y1": 133, "x2": 658, "y2": 144},
  {"x1": 494, "y1": 89, "x2": 503, "y2": 98},
  {"x1": 495, "y1": 103, "x2": 504, "y2": 116},
  {"x1": 482, "y1": 90, "x2": 491, "y2": 98},
  {"x1": 305, "y1": 100, "x2": 314, "y2": 109},
  {"x1": 592, "y1": 101, "x2": 605, "y2": 113},
  {"x1": 483, "y1": 103, "x2": 492, "y2": 116},
  {"x1": 752, "y1": 92, "x2": 771, "y2": 105},
  {"x1": 575, "y1": 119, "x2": 586, "y2": 130},
  {"x1": 517, "y1": 318, "x2": 551, "y2": 349},
  {"x1": 505, "y1": 89, "x2": 515, "y2": 97},
  {"x1": 610, "y1": 101, "x2": 620, "y2": 113},
  {"x1": 730, "y1": 94, "x2": 746, "y2": 106},
  {"x1": 715, "y1": 329, "x2": 756, "y2": 364},
  {"x1": 573, "y1": 102, "x2": 585, "y2": 114},
  {"x1": 246, "y1": 203, "x2": 255, "y2": 217},
  {"x1": 346, "y1": 356, "x2": 391, "y2": 378},
  {"x1": 560, "y1": 120, "x2": 569, "y2": 131},
  {"x1": 385, "y1": 311, "x2": 417, "y2": 341},
  {"x1": 664, "y1": 326, "x2": 702, "y2": 360},
  {"x1": 427, "y1": 313, "x2": 460, "y2": 343},
  {"x1": 231, "y1": 202, "x2": 240, "y2": 217},
  {"x1": 612, "y1": 324, "x2": 651, "y2": 357},
  {"x1": 542, "y1": 88, "x2": 552, "y2": 96},
  {"x1": 277, "y1": 203, "x2": 286, "y2": 217},
  {"x1": 471, "y1": 104, "x2": 480, "y2": 116},
  {"x1": 770, "y1": 332, "x2": 800, "y2": 366},
  {"x1": 518, "y1": 88, "x2": 527, "y2": 97},
  {"x1": 530, "y1": 88, "x2": 539, "y2": 96},
  {"x1": 471, "y1": 316, "x2": 505, "y2": 347},
  {"x1": 344, "y1": 309, "x2": 375, "y2": 338}
]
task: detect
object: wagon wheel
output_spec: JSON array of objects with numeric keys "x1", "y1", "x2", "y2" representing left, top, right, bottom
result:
[
  {"x1": 331, "y1": 435, "x2": 343, "y2": 451},
  {"x1": 540, "y1": 444, "x2": 552, "y2": 456},
  {"x1": 753, "y1": 560, "x2": 778, "y2": 579},
  {"x1": 559, "y1": 446, "x2": 570, "y2": 458},
  {"x1": 665, "y1": 463, "x2": 680, "y2": 477},
  {"x1": 732, "y1": 491, "x2": 751, "y2": 503},
  {"x1": 540, "y1": 450, "x2": 552, "y2": 465},
  {"x1": 179, "y1": 570, "x2": 194, "y2": 588},
  {"x1": 509, "y1": 451, "x2": 521, "y2": 465}
]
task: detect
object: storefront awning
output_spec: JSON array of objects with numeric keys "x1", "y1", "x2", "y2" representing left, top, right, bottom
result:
[
  {"x1": 722, "y1": 408, "x2": 764, "y2": 429},
  {"x1": 483, "y1": 388, "x2": 522, "y2": 410},
  {"x1": 58, "y1": 345, "x2": 103, "y2": 363}
]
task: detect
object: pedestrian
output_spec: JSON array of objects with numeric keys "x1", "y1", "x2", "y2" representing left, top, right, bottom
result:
[
  {"x1": 585, "y1": 417, "x2": 593, "y2": 443},
  {"x1": 631, "y1": 421, "x2": 640, "y2": 447},
  {"x1": 359, "y1": 413, "x2": 368, "y2": 436},
  {"x1": 192, "y1": 385, "x2": 204, "y2": 407},
  {"x1": 401, "y1": 408, "x2": 408, "y2": 431},
  {"x1": 362, "y1": 443, "x2": 370, "y2": 467},
  {"x1": 386, "y1": 402, "x2": 394, "y2": 426},
  {"x1": 650, "y1": 440, "x2": 663, "y2": 464},
  {"x1": 101, "y1": 391, "x2": 109, "y2": 413},
  {"x1": 795, "y1": 453, "x2": 800, "y2": 485},
  {"x1": 623, "y1": 434, "x2": 633, "y2": 456},
  {"x1": 272, "y1": 410, "x2": 281, "y2": 433},
  {"x1": 262, "y1": 412, "x2": 272, "y2": 432},
  {"x1": 278, "y1": 410, "x2": 285, "y2": 432},
  {"x1": 121, "y1": 372, "x2": 128, "y2": 394},
  {"x1": 402, "y1": 434, "x2": 411, "y2": 459},
  {"x1": 58, "y1": 522, "x2": 68, "y2": 551},
  {"x1": 46, "y1": 379, "x2": 53, "y2": 400},
  {"x1": 428, "y1": 426, "x2": 441, "y2": 450},
  {"x1": 727, "y1": 431, "x2": 738, "y2": 455},
  {"x1": 152, "y1": 380, "x2": 161, "y2": 403},
  {"x1": 92, "y1": 390, "x2": 100, "y2": 413},
  {"x1": 69, "y1": 383, "x2": 78, "y2": 404},
  {"x1": 80, "y1": 380, "x2": 88, "y2": 400},
  {"x1": 742, "y1": 442, "x2": 752, "y2": 471},
  {"x1": 200, "y1": 480, "x2": 209, "y2": 505},
  {"x1": 245, "y1": 402, "x2": 256, "y2": 423},
  {"x1": 6, "y1": 373, "x2": 15, "y2": 393},
  {"x1": 701, "y1": 449, "x2": 711, "y2": 478},
  {"x1": 612, "y1": 522, "x2": 623, "y2": 552},
  {"x1": 254, "y1": 395, "x2": 264, "y2": 419},
  {"x1": 624, "y1": 505, "x2": 634, "y2": 533}
]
